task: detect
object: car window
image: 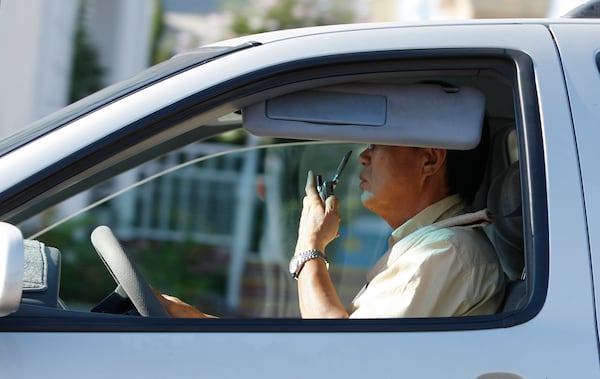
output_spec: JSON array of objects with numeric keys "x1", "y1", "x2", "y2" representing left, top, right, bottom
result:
[
  {"x1": 7, "y1": 50, "x2": 547, "y2": 329},
  {"x1": 21, "y1": 135, "x2": 386, "y2": 317}
]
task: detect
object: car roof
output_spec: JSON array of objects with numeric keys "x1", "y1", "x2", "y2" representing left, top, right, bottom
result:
[{"x1": 205, "y1": 17, "x2": 600, "y2": 47}]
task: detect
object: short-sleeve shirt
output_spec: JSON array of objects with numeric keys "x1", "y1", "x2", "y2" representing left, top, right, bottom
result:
[{"x1": 349, "y1": 195, "x2": 505, "y2": 318}]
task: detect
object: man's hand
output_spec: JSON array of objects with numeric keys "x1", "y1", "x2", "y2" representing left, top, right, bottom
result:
[
  {"x1": 293, "y1": 171, "x2": 348, "y2": 318},
  {"x1": 157, "y1": 293, "x2": 216, "y2": 318},
  {"x1": 295, "y1": 170, "x2": 341, "y2": 253}
]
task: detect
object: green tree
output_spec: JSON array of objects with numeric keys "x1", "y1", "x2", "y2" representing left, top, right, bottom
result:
[
  {"x1": 226, "y1": 0, "x2": 356, "y2": 36},
  {"x1": 150, "y1": 0, "x2": 171, "y2": 64},
  {"x1": 69, "y1": 0, "x2": 105, "y2": 103}
]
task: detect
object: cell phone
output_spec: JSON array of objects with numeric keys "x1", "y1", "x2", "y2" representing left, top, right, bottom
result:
[{"x1": 316, "y1": 150, "x2": 353, "y2": 203}]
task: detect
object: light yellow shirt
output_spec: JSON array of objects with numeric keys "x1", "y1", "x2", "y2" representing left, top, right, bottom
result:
[{"x1": 349, "y1": 195, "x2": 505, "y2": 318}]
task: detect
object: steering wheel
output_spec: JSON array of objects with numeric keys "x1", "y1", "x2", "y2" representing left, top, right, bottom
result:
[{"x1": 90, "y1": 225, "x2": 169, "y2": 317}]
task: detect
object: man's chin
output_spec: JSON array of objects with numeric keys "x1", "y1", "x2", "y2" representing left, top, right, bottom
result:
[{"x1": 360, "y1": 191, "x2": 375, "y2": 206}]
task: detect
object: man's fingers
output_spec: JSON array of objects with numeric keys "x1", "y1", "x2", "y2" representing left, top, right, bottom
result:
[
  {"x1": 305, "y1": 170, "x2": 319, "y2": 197},
  {"x1": 325, "y1": 195, "x2": 339, "y2": 215}
]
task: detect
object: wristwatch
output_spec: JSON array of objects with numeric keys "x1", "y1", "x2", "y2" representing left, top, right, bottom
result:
[{"x1": 289, "y1": 249, "x2": 329, "y2": 279}]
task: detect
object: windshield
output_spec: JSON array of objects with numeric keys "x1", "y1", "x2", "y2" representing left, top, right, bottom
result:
[{"x1": 0, "y1": 43, "x2": 259, "y2": 157}]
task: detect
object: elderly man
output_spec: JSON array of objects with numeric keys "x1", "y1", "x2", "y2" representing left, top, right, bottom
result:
[
  {"x1": 293, "y1": 143, "x2": 505, "y2": 318},
  {"x1": 160, "y1": 140, "x2": 505, "y2": 318}
]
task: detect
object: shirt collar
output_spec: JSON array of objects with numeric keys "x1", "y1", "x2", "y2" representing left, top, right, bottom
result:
[{"x1": 389, "y1": 194, "x2": 465, "y2": 245}]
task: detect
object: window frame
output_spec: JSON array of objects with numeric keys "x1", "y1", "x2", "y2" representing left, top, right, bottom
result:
[{"x1": 0, "y1": 48, "x2": 549, "y2": 332}]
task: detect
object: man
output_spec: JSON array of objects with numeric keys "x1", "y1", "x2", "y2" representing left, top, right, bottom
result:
[
  {"x1": 160, "y1": 141, "x2": 505, "y2": 318},
  {"x1": 293, "y1": 143, "x2": 505, "y2": 318}
]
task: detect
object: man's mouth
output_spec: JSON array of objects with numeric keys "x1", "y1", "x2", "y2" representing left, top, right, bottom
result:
[{"x1": 359, "y1": 175, "x2": 368, "y2": 189}]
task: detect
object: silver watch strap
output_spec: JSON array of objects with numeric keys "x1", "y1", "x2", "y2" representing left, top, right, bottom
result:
[{"x1": 293, "y1": 249, "x2": 329, "y2": 279}]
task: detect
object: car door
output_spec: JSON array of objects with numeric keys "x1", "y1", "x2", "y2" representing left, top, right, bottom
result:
[
  {"x1": 0, "y1": 22, "x2": 598, "y2": 378},
  {"x1": 551, "y1": 22, "x2": 600, "y2": 345}
]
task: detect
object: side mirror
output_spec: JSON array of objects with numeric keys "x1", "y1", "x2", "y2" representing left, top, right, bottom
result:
[{"x1": 0, "y1": 222, "x2": 24, "y2": 317}]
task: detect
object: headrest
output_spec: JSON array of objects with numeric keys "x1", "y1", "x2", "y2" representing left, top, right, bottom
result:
[{"x1": 22, "y1": 240, "x2": 61, "y2": 307}]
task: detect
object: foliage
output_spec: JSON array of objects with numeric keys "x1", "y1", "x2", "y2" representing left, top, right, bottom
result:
[
  {"x1": 39, "y1": 216, "x2": 115, "y2": 307},
  {"x1": 68, "y1": 0, "x2": 105, "y2": 103},
  {"x1": 128, "y1": 240, "x2": 228, "y2": 315},
  {"x1": 226, "y1": 0, "x2": 356, "y2": 36},
  {"x1": 40, "y1": 211, "x2": 227, "y2": 313},
  {"x1": 150, "y1": 0, "x2": 171, "y2": 64}
]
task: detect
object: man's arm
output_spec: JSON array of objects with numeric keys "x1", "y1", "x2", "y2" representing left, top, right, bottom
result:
[
  {"x1": 296, "y1": 259, "x2": 348, "y2": 318},
  {"x1": 294, "y1": 171, "x2": 348, "y2": 318},
  {"x1": 157, "y1": 293, "x2": 217, "y2": 318},
  {"x1": 157, "y1": 171, "x2": 348, "y2": 319}
]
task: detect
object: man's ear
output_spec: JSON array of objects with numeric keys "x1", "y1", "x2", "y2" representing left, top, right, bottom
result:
[{"x1": 421, "y1": 148, "x2": 447, "y2": 177}]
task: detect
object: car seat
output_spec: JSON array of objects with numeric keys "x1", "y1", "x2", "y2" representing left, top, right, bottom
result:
[
  {"x1": 487, "y1": 161, "x2": 523, "y2": 281},
  {"x1": 483, "y1": 126, "x2": 527, "y2": 312},
  {"x1": 22, "y1": 240, "x2": 62, "y2": 308}
]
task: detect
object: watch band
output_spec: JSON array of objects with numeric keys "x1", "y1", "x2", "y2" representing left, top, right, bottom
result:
[{"x1": 290, "y1": 249, "x2": 329, "y2": 279}]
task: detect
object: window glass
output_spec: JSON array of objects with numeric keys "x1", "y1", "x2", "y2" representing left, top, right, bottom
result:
[{"x1": 27, "y1": 136, "x2": 386, "y2": 317}]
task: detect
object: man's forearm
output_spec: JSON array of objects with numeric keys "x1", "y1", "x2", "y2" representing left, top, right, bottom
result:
[{"x1": 297, "y1": 259, "x2": 349, "y2": 318}]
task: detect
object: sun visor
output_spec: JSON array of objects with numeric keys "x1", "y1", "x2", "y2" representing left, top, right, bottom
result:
[{"x1": 243, "y1": 84, "x2": 486, "y2": 149}]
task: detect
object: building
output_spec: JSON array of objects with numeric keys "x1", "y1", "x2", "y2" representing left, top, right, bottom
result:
[
  {"x1": 0, "y1": 0, "x2": 155, "y2": 140},
  {"x1": 370, "y1": 0, "x2": 553, "y2": 22}
]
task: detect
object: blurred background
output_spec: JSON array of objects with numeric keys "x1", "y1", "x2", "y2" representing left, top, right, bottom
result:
[{"x1": 0, "y1": 0, "x2": 585, "y2": 141}]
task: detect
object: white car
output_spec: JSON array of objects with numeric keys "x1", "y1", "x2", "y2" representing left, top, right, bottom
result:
[{"x1": 1, "y1": 7, "x2": 599, "y2": 379}]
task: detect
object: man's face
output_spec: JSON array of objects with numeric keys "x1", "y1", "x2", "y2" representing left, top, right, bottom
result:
[{"x1": 358, "y1": 144, "x2": 427, "y2": 226}]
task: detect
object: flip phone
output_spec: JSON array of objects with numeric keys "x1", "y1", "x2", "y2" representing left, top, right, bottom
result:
[{"x1": 316, "y1": 150, "x2": 352, "y2": 203}]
